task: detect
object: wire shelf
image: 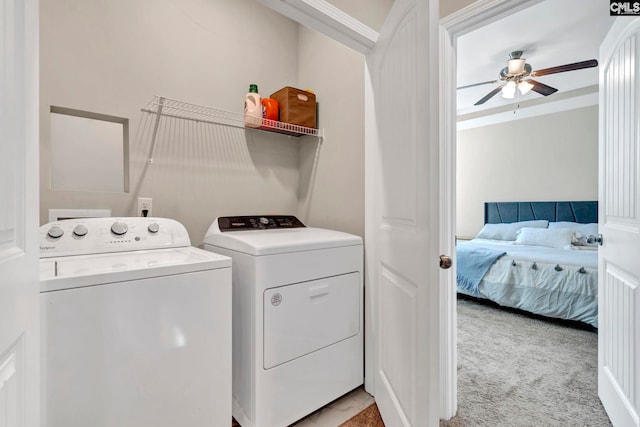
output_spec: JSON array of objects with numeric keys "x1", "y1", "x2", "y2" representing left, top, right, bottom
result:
[{"x1": 141, "y1": 96, "x2": 321, "y2": 138}]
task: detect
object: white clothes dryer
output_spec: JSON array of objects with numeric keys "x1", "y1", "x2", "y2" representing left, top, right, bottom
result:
[
  {"x1": 39, "y1": 217, "x2": 232, "y2": 427},
  {"x1": 203, "y1": 215, "x2": 363, "y2": 427}
]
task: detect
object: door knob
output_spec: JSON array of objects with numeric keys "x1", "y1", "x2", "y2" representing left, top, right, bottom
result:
[
  {"x1": 439, "y1": 255, "x2": 452, "y2": 269},
  {"x1": 587, "y1": 234, "x2": 603, "y2": 246}
]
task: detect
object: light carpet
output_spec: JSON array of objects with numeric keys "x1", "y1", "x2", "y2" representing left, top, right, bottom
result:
[
  {"x1": 346, "y1": 297, "x2": 611, "y2": 427},
  {"x1": 441, "y1": 297, "x2": 611, "y2": 427}
]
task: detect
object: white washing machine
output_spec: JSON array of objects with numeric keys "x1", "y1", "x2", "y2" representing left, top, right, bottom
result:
[
  {"x1": 39, "y1": 217, "x2": 232, "y2": 427},
  {"x1": 203, "y1": 215, "x2": 363, "y2": 427}
]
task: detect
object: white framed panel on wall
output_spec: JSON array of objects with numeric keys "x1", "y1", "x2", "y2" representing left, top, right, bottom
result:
[
  {"x1": 47, "y1": 209, "x2": 112, "y2": 222},
  {"x1": 49, "y1": 106, "x2": 129, "y2": 193}
]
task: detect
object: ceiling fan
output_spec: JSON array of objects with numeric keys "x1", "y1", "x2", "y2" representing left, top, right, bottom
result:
[{"x1": 458, "y1": 50, "x2": 598, "y2": 105}]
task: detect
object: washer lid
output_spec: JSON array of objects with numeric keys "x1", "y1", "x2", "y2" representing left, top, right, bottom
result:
[
  {"x1": 203, "y1": 226, "x2": 362, "y2": 256},
  {"x1": 40, "y1": 247, "x2": 231, "y2": 292}
]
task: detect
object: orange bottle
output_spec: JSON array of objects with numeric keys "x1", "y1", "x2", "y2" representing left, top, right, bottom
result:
[{"x1": 261, "y1": 98, "x2": 279, "y2": 127}]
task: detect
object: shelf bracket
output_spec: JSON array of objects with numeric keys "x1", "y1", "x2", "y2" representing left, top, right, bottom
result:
[{"x1": 147, "y1": 97, "x2": 165, "y2": 165}]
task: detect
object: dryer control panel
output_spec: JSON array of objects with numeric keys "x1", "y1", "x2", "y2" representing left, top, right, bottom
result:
[{"x1": 218, "y1": 215, "x2": 305, "y2": 232}]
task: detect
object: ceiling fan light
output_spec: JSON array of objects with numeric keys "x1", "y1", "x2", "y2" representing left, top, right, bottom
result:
[
  {"x1": 519, "y1": 80, "x2": 534, "y2": 95},
  {"x1": 501, "y1": 82, "x2": 516, "y2": 99},
  {"x1": 508, "y1": 58, "x2": 526, "y2": 75}
]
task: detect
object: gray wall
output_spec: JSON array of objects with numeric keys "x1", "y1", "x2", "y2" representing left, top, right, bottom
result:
[
  {"x1": 40, "y1": 0, "x2": 367, "y2": 245},
  {"x1": 297, "y1": 27, "x2": 365, "y2": 237},
  {"x1": 298, "y1": 0, "x2": 392, "y2": 238},
  {"x1": 440, "y1": 0, "x2": 478, "y2": 18},
  {"x1": 326, "y1": 0, "x2": 471, "y2": 24},
  {"x1": 456, "y1": 106, "x2": 599, "y2": 238},
  {"x1": 326, "y1": 0, "x2": 393, "y2": 31},
  {"x1": 39, "y1": 0, "x2": 447, "y2": 245}
]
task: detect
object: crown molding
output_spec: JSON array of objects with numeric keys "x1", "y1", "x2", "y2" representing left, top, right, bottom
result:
[{"x1": 256, "y1": 0, "x2": 378, "y2": 54}]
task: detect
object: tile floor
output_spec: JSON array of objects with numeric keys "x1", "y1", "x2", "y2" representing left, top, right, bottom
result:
[
  {"x1": 291, "y1": 387, "x2": 374, "y2": 427},
  {"x1": 232, "y1": 386, "x2": 374, "y2": 427}
]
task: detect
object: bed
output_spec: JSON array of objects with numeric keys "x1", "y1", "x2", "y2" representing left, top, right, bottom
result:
[{"x1": 456, "y1": 201, "x2": 599, "y2": 327}]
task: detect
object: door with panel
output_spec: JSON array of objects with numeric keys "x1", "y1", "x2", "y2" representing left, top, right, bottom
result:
[
  {"x1": 0, "y1": 0, "x2": 40, "y2": 425},
  {"x1": 365, "y1": 0, "x2": 441, "y2": 425},
  {"x1": 598, "y1": 16, "x2": 640, "y2": 427}
]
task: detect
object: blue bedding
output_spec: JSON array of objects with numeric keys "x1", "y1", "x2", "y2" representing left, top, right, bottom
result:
[
  {"x1": 456, "y1": 239, "x2": 599, "y2": 327},
  {"x1": 456, "y1": 245, "x2": 506, "y2": 294}
]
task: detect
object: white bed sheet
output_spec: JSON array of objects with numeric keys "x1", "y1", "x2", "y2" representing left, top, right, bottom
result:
[{"x1": 464, "y1": 238, "x2": 598, "y2": 268}]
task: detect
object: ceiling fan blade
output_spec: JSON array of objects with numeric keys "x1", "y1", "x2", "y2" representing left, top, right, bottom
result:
[
  {"x1": 528, "y1": 79, "x2": 558, "y2": 96},
  {"x1": 474, "y1": 86, "x2": 503, "y2": 105},
  {"x1": 457, "y1": 80, "x2": 498, "y2": 90},
  {"x1": 531, "y1": 59, "x2": 598, "y2": 77}
]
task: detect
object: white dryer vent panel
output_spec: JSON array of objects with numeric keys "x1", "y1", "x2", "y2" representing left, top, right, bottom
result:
[{"x1": 263, "y1": 273, "x2": 360, "y2": 369}]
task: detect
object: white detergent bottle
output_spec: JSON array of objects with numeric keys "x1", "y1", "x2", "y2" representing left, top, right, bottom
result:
[{"x1": 244, "y1": 84, "x2": 262, "y2": 128}]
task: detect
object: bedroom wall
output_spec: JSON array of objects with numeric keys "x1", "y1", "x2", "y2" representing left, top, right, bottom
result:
[
  {"x1": 456, "y1": 105, "x2": 599, "y2": 239},
  {"x1": 40, "y1": 0, "x2": 301, "y2": 245}
]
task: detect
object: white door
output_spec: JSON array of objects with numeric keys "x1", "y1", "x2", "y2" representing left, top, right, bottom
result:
[
  {"x1": 364, "y1": 0, "x2": 440, "y2": 425},
  {"x1": 598, "y1": 16, "x2": 640, "y2": 427},
  {"x1": 0, "y1": 0, "x2": 40, "y2": 426}
]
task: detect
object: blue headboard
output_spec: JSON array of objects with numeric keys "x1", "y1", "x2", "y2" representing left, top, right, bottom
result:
[{"x1": 484, "y1": 201, "x2": 598, "y2": 224}]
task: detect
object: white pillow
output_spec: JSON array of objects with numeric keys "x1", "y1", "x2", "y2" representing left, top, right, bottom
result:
[
  {"x1": 548, "y1": 222, "x2": 599, "y2": 246},
  {"x1": 514, "y1": 227, "x2": 574, "y2": 249},
  {"x1": 475, "y1": 220, "x2": 549, "y2": 241}
]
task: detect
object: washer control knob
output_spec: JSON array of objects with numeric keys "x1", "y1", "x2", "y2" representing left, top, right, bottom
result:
[
  {"x1": 47, "y1": 226, "x2": 64, "y2": 239},
  {"x1": 110, "y1": 221, "x2": 128, "y2": 236},
  {"x1": 73, "y1": 224, "x2": 88, "y2": 237},
  {"x1": 147, "y1": 223, "x2": 159, "y2": 234},
  {"x1": 259, "y1": 217, "x2": 269, "y2": 225}
]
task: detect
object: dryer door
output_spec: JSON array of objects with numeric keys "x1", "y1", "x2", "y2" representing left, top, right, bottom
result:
[{"x1": 263, "y1": 272, "x2": 360, "y2": 369}]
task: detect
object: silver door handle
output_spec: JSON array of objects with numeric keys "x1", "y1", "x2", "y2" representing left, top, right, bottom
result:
[
  {"x1": 439, "y1": 255, "x2": 452, "y2": 269},
  {"x1": 587, "y1": 234, "x2": 603, "y2": 246}
]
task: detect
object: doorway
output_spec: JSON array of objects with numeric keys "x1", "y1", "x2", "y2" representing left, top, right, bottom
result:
[{"x1": 440, "y1": 0, "x2": 611, "y2": 421}]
